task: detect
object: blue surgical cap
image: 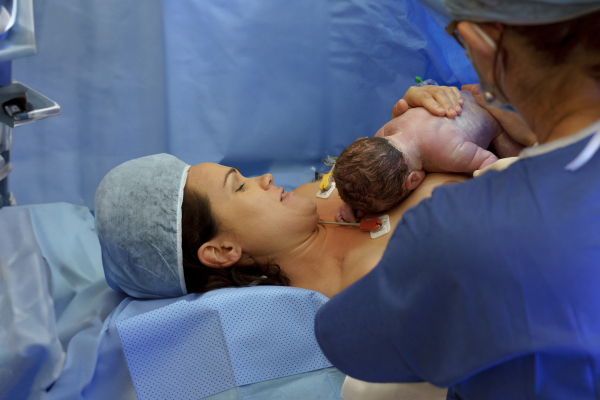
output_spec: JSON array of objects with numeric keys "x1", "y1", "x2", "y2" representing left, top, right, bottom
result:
[
  {"x1": 442, "y1": 0, "x2": 600, "y2": 25},
  {"x1": 95, "y1": 154, "x2": 191, "y2": 299}
]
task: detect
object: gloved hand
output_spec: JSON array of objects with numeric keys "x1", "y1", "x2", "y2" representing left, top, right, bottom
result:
[
  {"x1": 473, "y1": 156, "x2": 519, "y2": 177},
  {"x1": 391, "y1": 85, "x2": 464, "y2": 119}
]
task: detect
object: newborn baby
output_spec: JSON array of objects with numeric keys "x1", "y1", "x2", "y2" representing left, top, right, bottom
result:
[{"x1": 333, "y1": 91, "x2": 521, "y2": 223}]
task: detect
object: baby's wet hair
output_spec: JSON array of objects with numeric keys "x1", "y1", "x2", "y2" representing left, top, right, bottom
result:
[{"x1": 333, "y1": 137, "x2": 410, "y2": 213}]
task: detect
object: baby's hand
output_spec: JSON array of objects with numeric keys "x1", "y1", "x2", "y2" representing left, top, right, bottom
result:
[{"x1": 335, "y1": 203, "x2": 358, "y2": 224}]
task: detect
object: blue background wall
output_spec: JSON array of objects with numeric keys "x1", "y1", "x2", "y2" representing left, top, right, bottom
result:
[{"x1": 10, "y1": 0, "x2": 475, "y2": 209}]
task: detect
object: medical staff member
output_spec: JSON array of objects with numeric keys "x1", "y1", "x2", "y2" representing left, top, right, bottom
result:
[{"x1": 314, "y1": 0, "x2": 600, "y2": 398}]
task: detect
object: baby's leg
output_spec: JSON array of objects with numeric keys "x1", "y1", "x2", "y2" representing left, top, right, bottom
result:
[
  {"x1": 469, "y1": 145, "x2": 498, "y2": 170},
  {"x1": 450, "y1": 141, "x2": 499, "y2": 172}
]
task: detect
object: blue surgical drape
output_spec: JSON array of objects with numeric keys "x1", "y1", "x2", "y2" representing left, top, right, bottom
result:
[{"x1": 10, "y1": 0, "x2": 475, "y2": 209}]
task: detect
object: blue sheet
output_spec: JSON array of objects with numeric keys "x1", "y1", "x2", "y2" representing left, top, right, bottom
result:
[
  {"x1": 117, "y1": 287, "x2": 332, "y2": 399},
  {"x1": 0, "y1": 206, "x2": 64, "y2": 400}
]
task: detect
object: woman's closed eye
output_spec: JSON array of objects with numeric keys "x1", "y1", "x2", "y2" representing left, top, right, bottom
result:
[{"x1": 236, "y1": 183, "x2": 246, "y2": 193}]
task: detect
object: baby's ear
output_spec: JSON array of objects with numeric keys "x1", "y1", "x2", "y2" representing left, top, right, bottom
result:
[
  {"x1": 335, "y1": 203, "x2": 358, "y2": 224},
  {"x1": 404, "y1": 170, "x2": 426, "y2": 191}
]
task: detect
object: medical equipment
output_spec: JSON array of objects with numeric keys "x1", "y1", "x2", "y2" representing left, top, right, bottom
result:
[
  {"x1": 0, "y1": 0, "x2": 16, "y2": 39},
  {"x1": 317, "y1": 157, "x2": 337, "y2": 198},
  {"x1": 316, "y1": 180, "x2": 337, "y2": 199},
  {"x1": 0, "y1": 0, "x2": 60, "y2": 209},
  {"x1": 319, "y1": 215, "x2": 391, "y2": 239},
  {"x1": 414, "y1": 76, "x2": 438, "y2": 87},
  {"x1": 319, "y1": 171, "x2": 334, "y2": 191},
  {"x1": 319, "y1": 217, "x2": 382, "y2": 231}
]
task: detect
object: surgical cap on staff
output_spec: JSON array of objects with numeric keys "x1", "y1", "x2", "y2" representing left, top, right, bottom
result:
[
  {"x1": 442, "y1": 0, "x2": 600, "y2": 25},
  {"x1": 95, "y1": 154, "x2": 191, "y2": 299}
]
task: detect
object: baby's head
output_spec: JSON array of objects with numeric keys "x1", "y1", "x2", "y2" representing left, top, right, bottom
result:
[{"x1": 333, "y1": 137, "x2": 412, "y2": 214}]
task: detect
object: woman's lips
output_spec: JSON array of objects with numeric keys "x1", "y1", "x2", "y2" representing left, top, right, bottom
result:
[{"x1": 282, "y1": 191, "x2": 293, "y2": 202}]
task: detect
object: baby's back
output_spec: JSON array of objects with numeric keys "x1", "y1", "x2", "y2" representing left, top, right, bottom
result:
[{"x1": 382, "y1": 91, "x2": 503, "y2": 172}]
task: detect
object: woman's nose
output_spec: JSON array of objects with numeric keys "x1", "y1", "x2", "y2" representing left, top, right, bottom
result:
[{"x1": 258, "y1": 173, "x2": 274, "y2": 190}]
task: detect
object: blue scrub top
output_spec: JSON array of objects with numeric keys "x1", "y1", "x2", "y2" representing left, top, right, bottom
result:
[{"x1": 315, "y1": 124, "x2": 600, "y2": 400}]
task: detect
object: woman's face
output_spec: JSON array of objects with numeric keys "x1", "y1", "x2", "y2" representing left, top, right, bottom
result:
[{"x1": 186, "y1": 163, "x2": 319, "y2": 260}]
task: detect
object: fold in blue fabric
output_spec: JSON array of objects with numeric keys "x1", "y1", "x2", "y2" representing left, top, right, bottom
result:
[
  {"x1": 116, "y1": 286, "x2": 333, "y2": 399},
  {"x1": 0, "y1": 206, "x2": 64, "y2": 400}
]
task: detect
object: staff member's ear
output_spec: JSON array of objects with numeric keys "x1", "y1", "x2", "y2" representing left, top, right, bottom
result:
[{"x1": 456, "y1": 22, "x2": 502, "y2": 84}]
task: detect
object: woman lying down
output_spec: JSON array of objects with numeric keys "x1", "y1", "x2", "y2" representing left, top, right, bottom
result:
[
  {"x1": 96, "y1": 154, "x2": 464, "y2": 299},
  {"x1": 95, "y1": 86, "x2": 523, "y2": 300}
]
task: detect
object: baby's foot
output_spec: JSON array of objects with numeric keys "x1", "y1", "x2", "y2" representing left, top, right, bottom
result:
[{"x1": 335, "y1": 203, "x2": 358, "y2": 224}]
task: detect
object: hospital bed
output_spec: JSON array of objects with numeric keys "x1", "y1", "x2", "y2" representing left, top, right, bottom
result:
[
  {"x1": 1, "y1": 202, "x2": 346, "y2": 399},
  {"x1": 2, "y1": 201, "x2": 450, "y2": 400}
]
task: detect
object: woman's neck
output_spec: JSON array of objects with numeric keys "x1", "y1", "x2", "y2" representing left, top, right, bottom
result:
[
  {"x1": 276, "y1": 174, "x2": 471, "y2": 298},
  {"x1": 272, "y1": 224, "x2": 353, "y2": 298},
  {"x1": 521, "y1": 75, "x2": 600, "y2": 144}
]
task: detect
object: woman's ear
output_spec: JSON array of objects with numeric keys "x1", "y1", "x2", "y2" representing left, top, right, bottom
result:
[
  {"x1": 198, "y1": 239, "x2": 242, "y2": 268},
  {"x1": 404, "y1": 170, "x2": 426, "y2": 192}
]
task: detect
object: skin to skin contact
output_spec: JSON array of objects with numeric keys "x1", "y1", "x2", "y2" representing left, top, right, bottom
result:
[
  {"x1": 186, "y1": 83, "x2": 535, "y2": 298},
  {"x1": 334, "y1": 90, "x2": 523, "y2": 224},
  {"x1": 186, "y1": 161, "x2": 468, "y2": 298}
]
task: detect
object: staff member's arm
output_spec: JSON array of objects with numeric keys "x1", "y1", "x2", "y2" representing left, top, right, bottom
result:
[
  {"x1": 462, "y1": 83, "x2": 537, "y2": 147},
  {"x1": 314, "y1": 175, "x2": 533, "y2": 386}
]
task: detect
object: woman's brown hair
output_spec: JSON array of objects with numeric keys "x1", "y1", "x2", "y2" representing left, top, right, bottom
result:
[{"x1": 181, "y1": 184, "x2": 290, "y2": 293}]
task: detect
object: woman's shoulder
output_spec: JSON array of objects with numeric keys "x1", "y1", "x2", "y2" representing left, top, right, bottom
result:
[
  {"x1": 293, "y1": 180, "x2": 344, "y2": 219},
  {"x1": 292, "y1": 173, "x2": 470, "y2": 222},
  {"x1": 292, "y1": 180, "x2": 323, "y2": 198}
]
